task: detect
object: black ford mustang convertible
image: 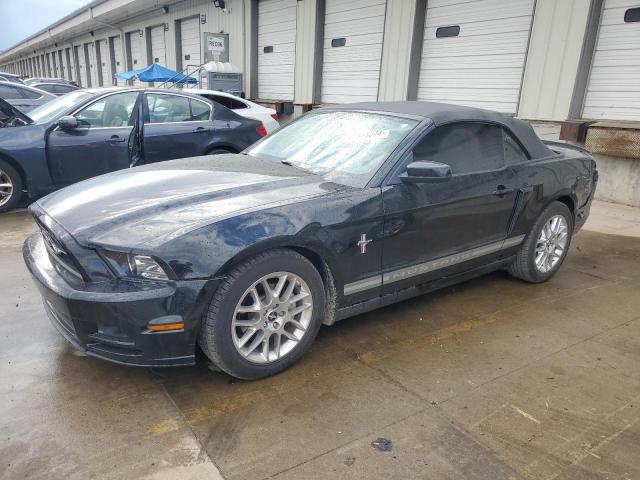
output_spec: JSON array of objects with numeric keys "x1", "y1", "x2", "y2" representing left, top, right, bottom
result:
[{"x1": 24, "y1": 102, "x2": 598, "y2": 379}]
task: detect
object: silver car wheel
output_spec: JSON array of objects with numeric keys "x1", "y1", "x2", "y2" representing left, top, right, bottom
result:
[
  {"x1": 231, "y1": 271, "x2": 313, "y2": 364},
  {"x1": 535, "y1": 214, "x2": 568, "y2": 273},
  {"x1": 0, "y1": 169, "x2": 14, "y2": 208}
]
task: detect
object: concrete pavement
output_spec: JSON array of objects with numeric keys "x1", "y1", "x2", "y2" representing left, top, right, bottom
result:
[{"x1": 1, "y1": 202, "x2": 639, "y2": 479}]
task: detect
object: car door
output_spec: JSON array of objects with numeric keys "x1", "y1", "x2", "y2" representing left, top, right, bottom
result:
[
  {"x1": 46, "y1": 91, "x2": 140, "y2": 186},
  {"x1": 380, "y1": 122, "x2": 519, "y2": 295},
  {"x1": 142, "y1": 92, "x2": 214, "y2": 163}
]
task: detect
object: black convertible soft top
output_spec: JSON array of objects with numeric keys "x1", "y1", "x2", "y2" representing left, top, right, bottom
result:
[{"x1": 325, "y1": 101, "x2": 554, "y2": 159}]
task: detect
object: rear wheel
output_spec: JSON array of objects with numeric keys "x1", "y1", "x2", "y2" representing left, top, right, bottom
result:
[
  {"x1": 199, "y1": 249, "x2": 325, "y2": 379},
  {"x1": 508, "y1": 201, "x2": 573, "y2": 283},
  {"x1": 207, "y1": 148, "x2": 234, "y2": 155},
  {"x1": 0, "y1": 160, "x2": 22, "y2": 213}
]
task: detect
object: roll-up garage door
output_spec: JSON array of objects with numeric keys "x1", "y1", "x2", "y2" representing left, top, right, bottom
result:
[
  {"x1": 58, "y1": 51, "x2": 65, "y2": 79},
  {"x1": 321, "y1": 0, "x2": 386, "y2": 104},
  {"x1": 179, "y1": 16, "x2": 201, "y2": 70},
  {"x1": 51, "y1": 52, "x2": 58, "y2": 77},
  {"x1": 257, "y1": 0, "x2": 297, "y2": 101},
  {"x1": 75, "y1": 46, "x2": 85, "y2": 87},
  {"x1": 86, "y1": 43, "x2": 98, "y2": 87},
  {"x1": 583, "y1": 0, "x2": 640, "y2": 120},
  {"x1": 97, "y1": 40, "x2": 110, "y2": 86},
  {"x1": 417, "y1": 0, "x2": 535, "y2": 114},
  {"x1": 65, "y1": 48, "x2": 74, "y2": 82},
  {"x1": 127, "y1": 31, "x2": 144, "y2": 85},
  {"x1": 150, "y1": 25, "x2": 167, "y2": 65},
  {"x1": 112, "y1": 36, "x2": 124, "y2": 86}
]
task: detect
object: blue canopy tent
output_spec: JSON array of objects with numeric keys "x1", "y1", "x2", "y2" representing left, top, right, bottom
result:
[{"x1": 114, "y1": 63, "x2": 197, "y2": 84}]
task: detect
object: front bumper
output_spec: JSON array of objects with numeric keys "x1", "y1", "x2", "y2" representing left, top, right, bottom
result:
[{"x1": 23, "y1": 232, "x2": 212, "y2": 367}]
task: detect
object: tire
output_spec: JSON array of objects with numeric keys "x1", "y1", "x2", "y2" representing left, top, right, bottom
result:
[
  {"x1": 199, "y1": 249, "x2": 326, "y2": 380},
  {"x1": 207, "y1": 148, "x2": 234, "y2": 155},
  {"x1": 0, "y1": 159, "x2": 23, "y2": 213},
  {"x1": 508, "y1": 201, "x2": 573, "y2": 283}
]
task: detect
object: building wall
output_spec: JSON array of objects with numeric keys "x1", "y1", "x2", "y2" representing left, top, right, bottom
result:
[{"x1": 1, "y1": 0, "x2": 638, "y2": 124}]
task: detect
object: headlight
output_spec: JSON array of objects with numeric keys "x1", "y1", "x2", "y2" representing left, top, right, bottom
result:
[
  {"x1": 128, "y1": 255, "x2": 169, "y2": 280},
  {"x1": 100, "y1": 250, "x2": 170, "y2": 281}
]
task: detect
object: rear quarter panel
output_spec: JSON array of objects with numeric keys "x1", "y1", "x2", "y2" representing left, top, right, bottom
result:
[{"x1": 510, "y1": 146, "x2": 594, "y2": 237}]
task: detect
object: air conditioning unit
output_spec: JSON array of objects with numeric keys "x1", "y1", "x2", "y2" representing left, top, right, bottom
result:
[{"x1": 203, "y1": 62, "x2": 243, "y2": 97}]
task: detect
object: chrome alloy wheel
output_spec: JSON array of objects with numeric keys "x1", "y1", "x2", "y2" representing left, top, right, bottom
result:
[
  {"x1": 0, "y1": 169, "x2": 13, "y2": 208},
  {"x1": 231, "y1": 272, "x2": 313, "y2": 364},
  {"x1": 535, "y1": 214, "x2": 569, "y2": 273}
]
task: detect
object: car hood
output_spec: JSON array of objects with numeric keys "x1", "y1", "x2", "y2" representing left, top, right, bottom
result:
[
  {"x1": 0, "y1": 97, "x2": 33, "y2": 127},
  {"x1": 35, "y1": 154, "x2": 343, "y2": 249}
]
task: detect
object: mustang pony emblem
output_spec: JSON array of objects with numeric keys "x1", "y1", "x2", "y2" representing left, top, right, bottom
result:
[{"x1": 357, "y1": 233, "x2": 372, "y2": 254}]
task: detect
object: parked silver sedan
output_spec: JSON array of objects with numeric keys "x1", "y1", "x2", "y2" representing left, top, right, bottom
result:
[{"x1": 0, "y1": 80, "x2": 55, "y2": 113}]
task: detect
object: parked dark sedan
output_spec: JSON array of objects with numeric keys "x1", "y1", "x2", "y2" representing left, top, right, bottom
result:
[
  {"x1": 0, "y1": 87, "x2": 264, "y2": 212},
  {"x1": 23, "y1": 102, "x2": 598, "y2": 379}
]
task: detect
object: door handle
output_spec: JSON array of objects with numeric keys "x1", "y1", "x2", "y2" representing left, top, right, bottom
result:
[
  {"x1": 105, "y1": 135, "x2": 126, "y2": 144},
  {"x1": 493, "y1": 185, "x2": 514, "y2": 197},
  {"x1": 193, "y1": 127, "x2": 212, "y2": 133}
]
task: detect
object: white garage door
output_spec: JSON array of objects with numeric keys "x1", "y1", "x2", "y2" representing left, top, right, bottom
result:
[
  {"x1": 51, "y1": 51, "x2": 58, "y2": 77},
  {"x1": 150, "y1": 25, "x2": 167, "y2": 65},
  {"x1": 180, "y1": 16, "x2": 201, "y2": 70},
  {"x1": 417, "y1": 0, "x2": 535, "y2": 114},
  {"x1": 321, "y1": 0, "x2": 386, "y2": 104},
  {"x1": 97, "y1": 40, "x2": 110, "y2": 86},
  {"x1": 75, "y1": 45, "x2": 86, "y2": 87},
  {"x1": 66, "y1": 49, "x2": 75, "y2": 82},
  {"x1": 257, "y1": 0, "x2": 296, "y2": 101},
  {"x1": 86, "y1": 43, "x2": 98, "y2": 87},
  {"x1": 127, "y1": 31, "x2": 144, "y2": 85},
  {"x1": 583, "y1": 0, "x2": 640, "y2": 120},
  {"x1": 112, "y1": 36, "x2": 124, "y2": 85}
]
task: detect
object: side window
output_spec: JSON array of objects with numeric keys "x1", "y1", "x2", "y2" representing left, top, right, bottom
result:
[
  {"x1": 190, "y1": 99, "x2": 211, "y2": 121},
  {"x1": 503, "y1": 129, "x2": 529, "y2": 164},
  {"x1": 0, "y1": 84, "x2": 22, "y2": 99},
  {"x1": 35, "y1": 84, "x2": 56, "y2": 94},
  {"x1": 230, "y1": 98, "x2": 248, "y2": 109},
  {"x1": 210, "y1": 94, "x2": 234, "y2": 109},
  {"x1": 19, "y1": 87, "x2": 43, "y2": 99},
  {"x1": 75, "y1": 91, "x2": 138, "y2": 128},
  {"x1": 56, "y1": 85, "x2": 76, "y2": 94},
  {"x1": 146, "y1": 94, "x2": 191, "y2": 123},
  {"x1": 413, "y1": 122, "x2": 505, "y2": 175}
]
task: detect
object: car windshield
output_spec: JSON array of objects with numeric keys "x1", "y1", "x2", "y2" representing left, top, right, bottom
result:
[
  {"x1": 28, "y1": 91, "x2": 93, "y2": 124},
  {"x1": 246, "y1": 111, "x2": 419, "y2": 187}
]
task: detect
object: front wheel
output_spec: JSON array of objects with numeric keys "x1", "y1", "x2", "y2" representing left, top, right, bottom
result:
[
  {"x1": 0, "y1": 160, "x2": 23, "y2": 213},
  {"x1": 199, "y1": 249, "x2": 326, "y2": 379},
  {"x1": 508, "y1": 201, "x2": 573, "y2": 283}
]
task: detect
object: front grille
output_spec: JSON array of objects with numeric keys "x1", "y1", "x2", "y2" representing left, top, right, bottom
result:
[{"x1": 39, "y1": 226, "x2": 84, "y2": 284}]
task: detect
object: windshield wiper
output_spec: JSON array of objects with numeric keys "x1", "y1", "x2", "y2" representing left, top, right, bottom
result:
[{"x1": 280, "y1": 160, "x2": 293, "y2": 166}]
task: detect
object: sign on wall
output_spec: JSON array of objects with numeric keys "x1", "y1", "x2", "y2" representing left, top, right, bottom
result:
[{"x1": 203, "y1": 33, "x2": 229, "y2": 63}]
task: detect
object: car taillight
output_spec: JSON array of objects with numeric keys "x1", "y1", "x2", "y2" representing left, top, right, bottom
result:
[
  {"x1": 256, "y1": 124, "x2": 267, "y2": 137},
  {"x1": 270, "y1": 113, "x2": 279, "y2": 121}
]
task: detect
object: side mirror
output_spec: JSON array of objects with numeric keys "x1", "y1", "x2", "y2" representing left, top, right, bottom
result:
[
  {"x1": 58, "y1": 115, "x2": 78, "y2": 130},
  {"x1": 401, "y1": 160, "x2": 452, "y2": 183}
]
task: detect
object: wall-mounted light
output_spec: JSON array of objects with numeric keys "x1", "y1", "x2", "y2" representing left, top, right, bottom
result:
[
  {"x1": 90, "y1": 31, "x2": 94, "y2": 36},
  {"x1": 213, "y1": 0, "x2": 225, "y2": 8},
  {"x1": 200, "y1": 14, "x2": 206, "y2": 24},
  {"x1": 164, "y1": 23, "x2": 169, "y2": 31},
  {"x1": 161, "y1": 6, "x2": 168, "y2": 14}
]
